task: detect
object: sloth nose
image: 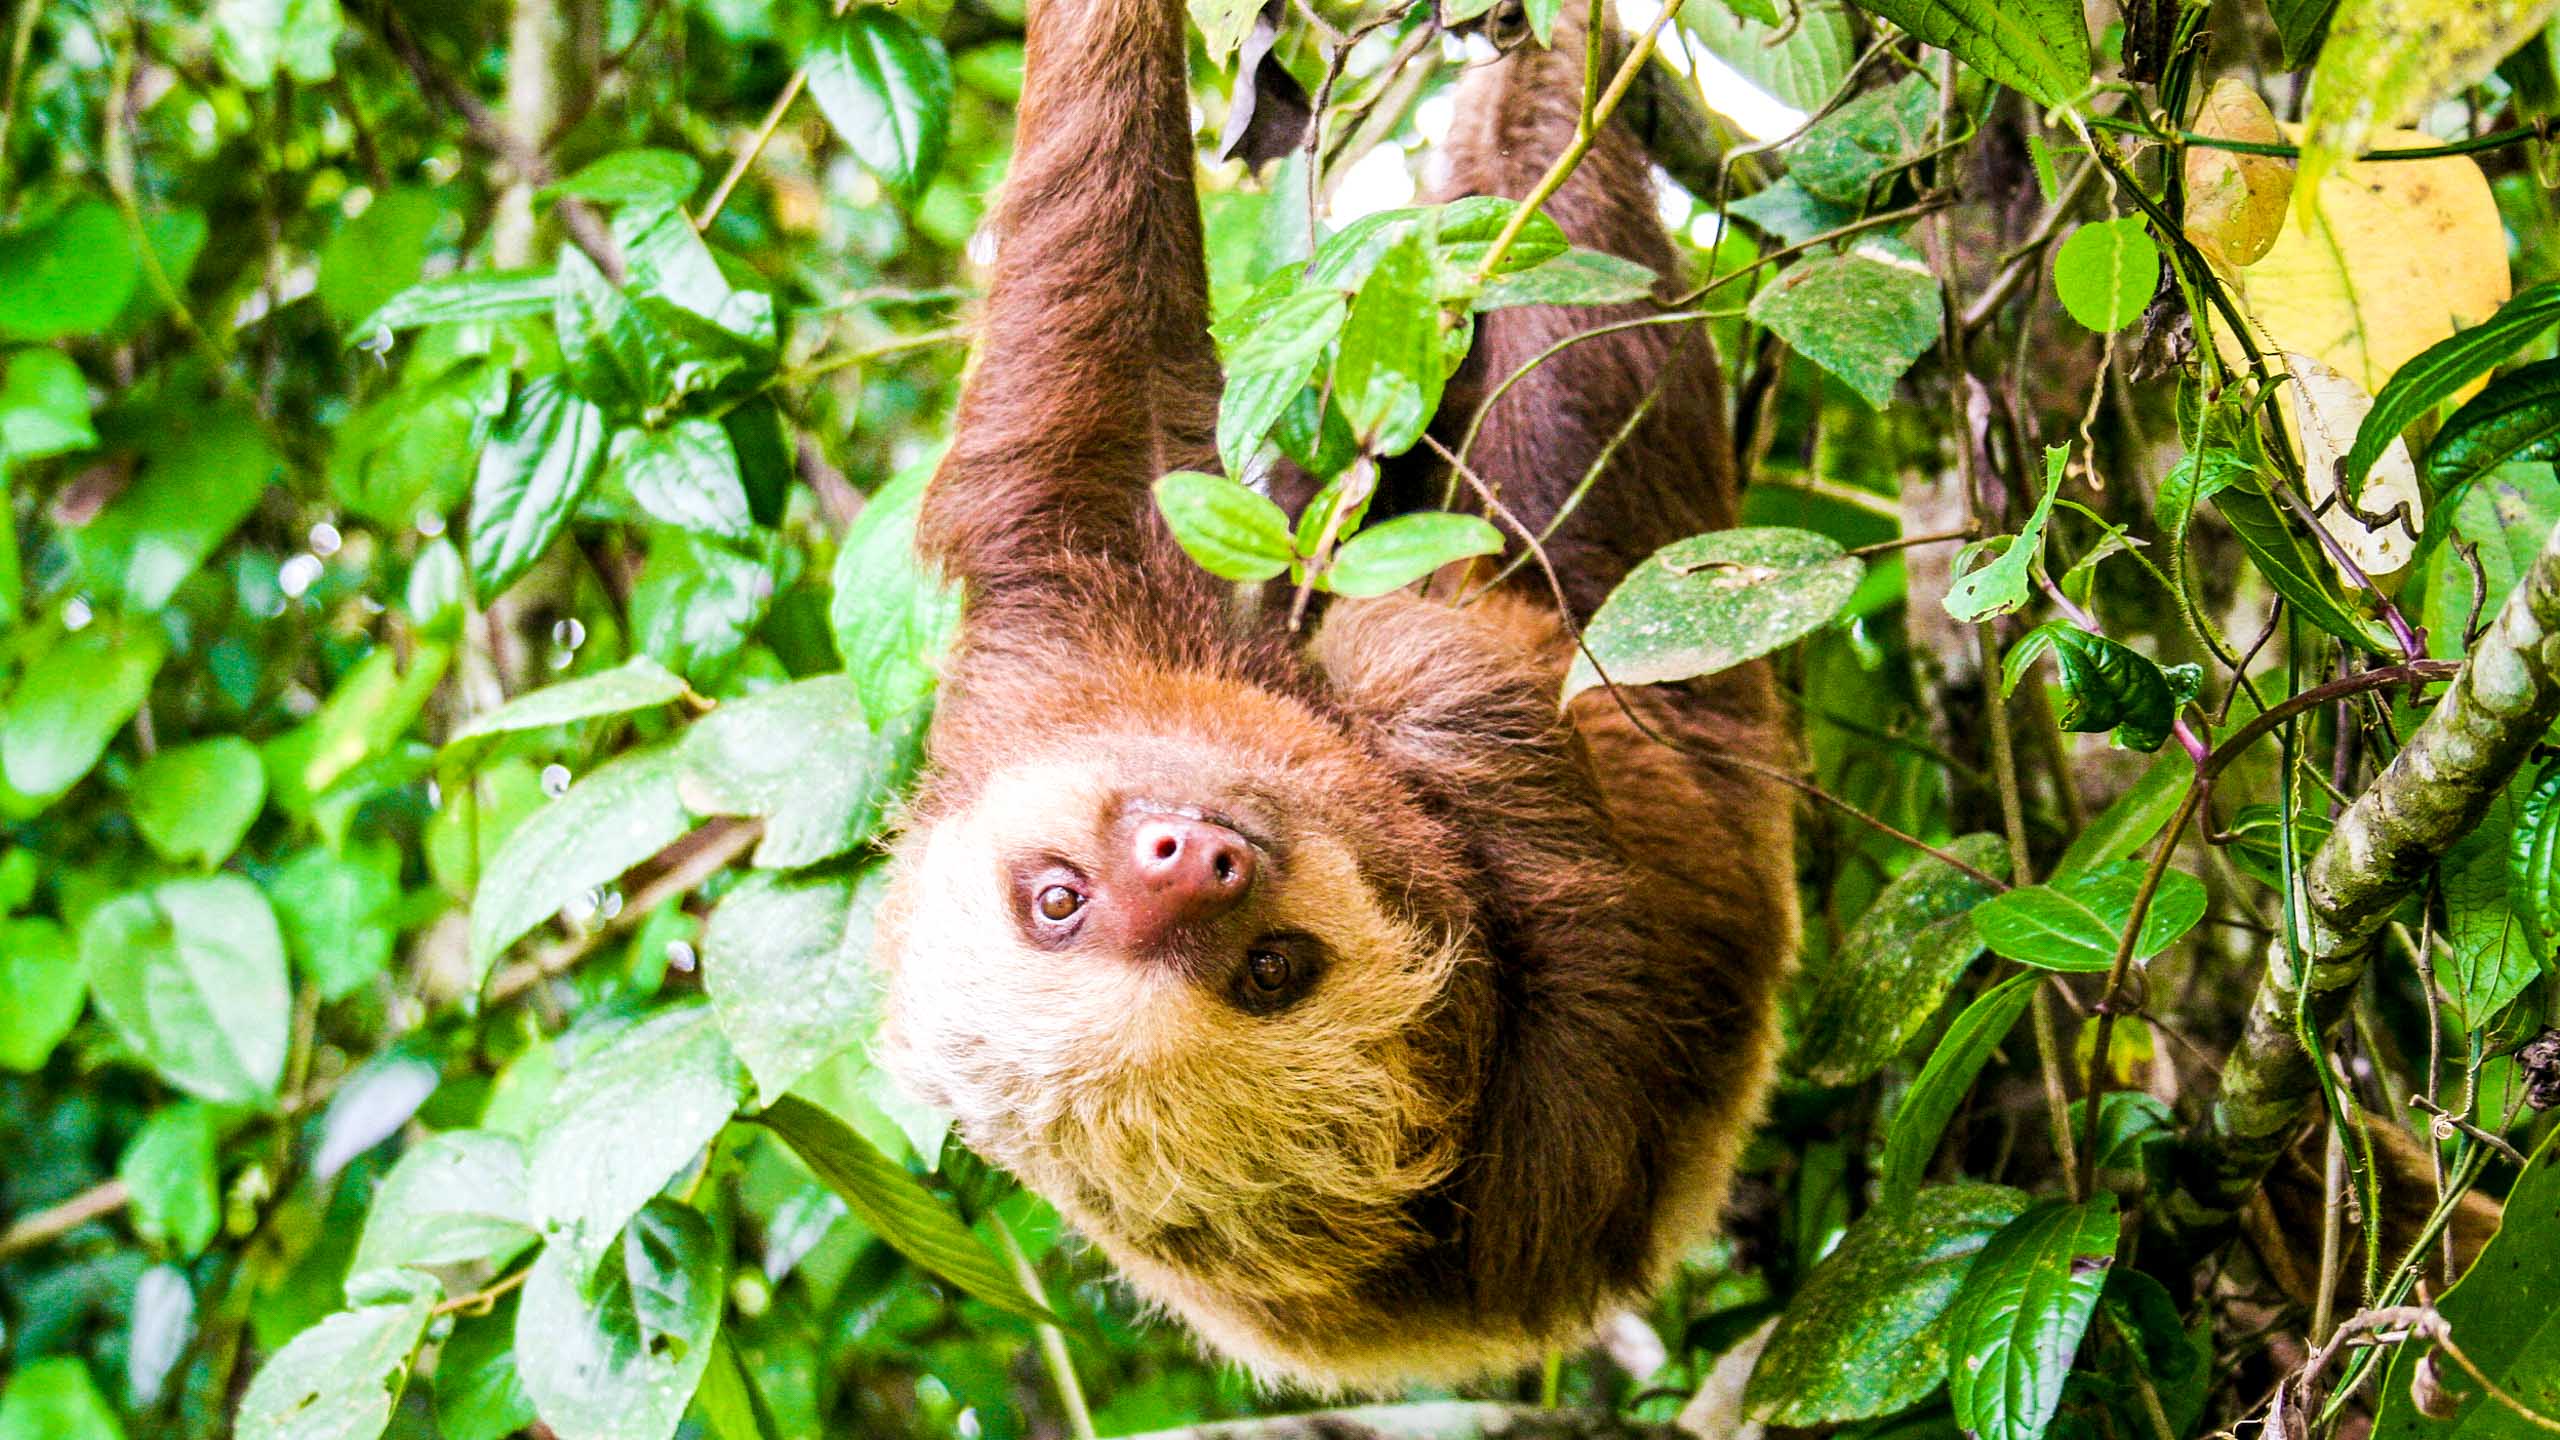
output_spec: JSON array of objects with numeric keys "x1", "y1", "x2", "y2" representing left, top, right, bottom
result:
[{"x1": 1125, "y1": 817, "x2": 1255, "y2": 932}]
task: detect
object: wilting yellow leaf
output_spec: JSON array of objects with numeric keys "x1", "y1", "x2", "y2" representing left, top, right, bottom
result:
[
  {"x1": 2298, "y1": 0, "x2": 2560, "y2": 213},
  {"x1": 2235, "y1": 124, "x2": 2509, "y2": 401},
  {"x1": 2280, "y1": 353, "x2": 2427, "y2": 578},
  {"x1": 2184, "y1": 79, "x2": 2293, "y2": 267}
]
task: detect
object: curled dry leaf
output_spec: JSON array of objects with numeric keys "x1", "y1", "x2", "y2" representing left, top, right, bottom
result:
[
  {"x1": 2281, "y1": 352, "x2": 2426, "y2": 578},
  {"x1": 2184, "y1": 79, "x2": 2292, "y2": 267},
  {"x1": 2235, "y1": 124, "x2": 2509, "y2": 402}
]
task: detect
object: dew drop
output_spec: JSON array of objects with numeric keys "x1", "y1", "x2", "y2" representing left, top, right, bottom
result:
[
  {"x1": 279, "y1": 553, "x2": 325, "y2": 599},
  {"x1": 425, "y1": 779, "x2": 443, "y2": 810},
  {"x1": 541, "y1": 763, "x2": 572, "y2": 798},
  {"x1": 552, "y1": 617, "x2": 586, "y2": 651},
  {"x1": 665, "y1": 940, "x2": 698, "y2": 973},
  {"x1": 308, "y1": 521, "x2": 343, "y2": 557},
  {"x1": 597, "y1": 888, "x2": 624, "y2": 921},
  {"x1": 416, "y1": 511, "x2": 448, "y2": 539},
  {"x1": 62, "y1": 596, "x2": 94, "y2": 631},
  {"x1": 566, "y1": 889, "x2": 602, "y2": 925}
]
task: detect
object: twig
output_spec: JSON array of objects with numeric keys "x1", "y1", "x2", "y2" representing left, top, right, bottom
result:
[
  {"x1": 2087, "y1": 113, "x2": 2551, "y2": 161},
  {"x1": 2407, "y1": 1095, "x2": 2528, "y2": 1165},
  {"x1": 995, "y1": 1215, "x2": 1098, "y2": 1440},
  {"x1": 484, "y1": 818, "x2": 762, "y2": 1004},
  {"x1": 429, "y1": 1266, "x2": 531, "y2": 1317},
  {"x1": 0, "y1": 1180, "x2": 132, "y2": 1262}
]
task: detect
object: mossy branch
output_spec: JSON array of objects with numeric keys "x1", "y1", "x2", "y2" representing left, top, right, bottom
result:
[{"x1": 2160, "y1": 518, "x2": 2560, "y2": 1247}]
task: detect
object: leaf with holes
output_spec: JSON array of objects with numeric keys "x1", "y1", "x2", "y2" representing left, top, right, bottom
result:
[
  {"x1": 1750, "y1": 242, "x2": 1942, "y2": 412},
  {"x1": 1796, "y1": 834, "x2": 2010, "y2": 1086},
  {"x1": 1563, "y1": 527, "x2": 1863, "y2": 704},
  {"x1": 516, "y1": 1200, "x2": 724, "y2": 1440}
]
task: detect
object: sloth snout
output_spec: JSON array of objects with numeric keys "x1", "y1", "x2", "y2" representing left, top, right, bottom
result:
[{"x1": 1125, "y1": 817, "x2": 1255, "y2": 933}]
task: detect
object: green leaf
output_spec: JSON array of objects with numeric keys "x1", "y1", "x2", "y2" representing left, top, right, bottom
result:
[
  {"x1": 830, "y1": 465, "x2": 961, "y2": 725},
  {"x1": 120, "y1": 1102, "x2": 223, "y2": 1258},
  {"x1": 807, "y1": 8, "x2": 954, "y2": 199},
  {"x1": 353, "y1": 271, "x2": 557, "y2": 339},
  {"x1": 0, "y1": 349, "x2": 97, "y2": 460},
  {"x1": 758, "y1": 1096, "x2": 1056, "y2": 1326},
  {"x1": 466, "y1": 743, "x2": 697, "y2": 987},
  {"x1": 1879, "y1": 974, "x2": 2038, "y2": 1213},
  {"x1": 237, "y1": 1283, "x2": 438, "y2": 1440},
  {"x1": 2001, "y1": 622, "x2": 2199, "y2": 753},
  {"x1": 448, "y1": 656, "x2": 693, "y2": 752},
  {"x1": 2431, "y1": 359, "x2": 2560, "y2": 500},
  {"x1": 350, "y1": 1131, "x2": 538, "y2": 1285},
  {"x1": 1325, "y1": 512, "x2": 1503, "y2": 597},
  {"x1": 0, "y1": 1357, "x2": 126, "y2": 1440},
  {"x1": 2515, "y1": 763, "x2": 2560, "y2": 968},
  {"x1": 211, "y1": 0, "x2": 343, "y2": 88},
  {"x1": 1945, "y1": 447, "x2": 2066, "y2": 623},
  {"x1": 2053, "y1": 753, "x2": 2190, "y2": 879},
  {"x1": 528, "y1": 1002, "x2": 748, "y2": 1281},
  {"x1": 1796, "y1": 834, "x2": 2010, "y2": 1086},
  {"x1": 131, "y1": 737, "x2": 266, "y2": 867},
  {"x1": 2052, "y1": 218, "x2": 2159, "y2": 334},
  {"x1": 1745, "y1": 1183, "x2": 2031, "y2": 1424},
  {"x1": 470, "y1": 376, "x2": 610, "y2": 602},
  {"x1": 0, "y1": 200, "x2": 140, "y2": 342},
  {"x1": 437, "y1": 1296, "x2": 538, "y2": 1440},
  {"x1": 1430, "y1": 197, "x2": 1571, "y2": 279},
  {"x1": 1153, "y1": 470, "x2": 1296, "y2": 581},
  {"x1": 2375, "y1": 1127, "x2": 2560, "y2": 1440},
  {"x1": 612, "y1": 420, "x2": 754, "y2": 540},
  {"x1": 1188, "y1": 0, "x2": 1263, "y2": 58},
  {"x1": 691, "y1": 1335, "x2": 777, "y2": 1440},
  {"x1": 73, "y1": 402, "x2": 277, "y2": 610},
  {"x1": 1334, "y1": 233, "x2": 1446, "y2": 456},
  {"x1": 2299, "y1": 0, "x2": 2560, "y2": 210},
  {"x1": 701, "y1": 867, "x2": 889, "y2": 1106},
  {"x1": 81, "y1": 875, "x2": 290, "y2": 1106},
  {"x1": 1471, "y1": 249, "x2": 1662, "y2": 310},
  {"x1": 2271, "y1": 0, "x2": 2339, "y2": 66},
  {"x1": 0, "y1": 917, "x2": 83, "y2": 1072},
  {"x1": 675, "y1": 675, "x2": 918, "y2": 867},
  {"x1": 2442, "y1": 790, "x2": 2542, "y2": 1029},
  {"x1": 1851, "y1": 0, "x2": 2089, "y2": 107},
  {"x1": 629, "y1": 532, "x2": 777, "y2": 684},
  {"x1": 1216, "y1": 289, "x2": 1347, "y2": 474},
  {"x1": 2222, "y1": 802, "x2": 2338, "y2": 890},
  {"x1": 1750, "y1": 242, "x2": 1943, "y2": 412},
  {"x1": 517, "y1": 1200, "x2": 724, "y2": 1440},
  {"x1": 317, "y1": 188, "x2": 445, "y2": 331},
  {"x1": 548, "y1": 150, "x2": 706, "y2": 209},
  {"x1": 554, "y1": 251, "x2": 662, "y2": 416},
  {"x1": 1789, "y1": 75, "x2": 1938, "y2": 206},
  {"x1": 1946, "y1": 1198, "x2": 2121, "y2": 1440},
  {"x1": 2212, "y1": 477, "x2": 2394, "y2": 649},
  {"x1": 2347, "y1": 282, "x2": 2560, "y2": 500},
  {"x1": 1971, "y1": 859, "x2": 2208, "y2": 972},
  {"x1": 2, "y1": 622, "x2": 165, "y2": 803},
  {"x1": 1684, "y1": 0, "x2": 1856, "y2": 112},
  {"x1": 1563, "y1": 526, "x2": 1865, "y2": 703},
  {"x1": 2067, "y1": 1091, "x2": 2175, "y2": 1178}
]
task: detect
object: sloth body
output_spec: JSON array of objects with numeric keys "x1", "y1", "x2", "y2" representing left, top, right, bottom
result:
[{"x1": 871, "y1": 0, "x2": 1796, "y2": 1390}]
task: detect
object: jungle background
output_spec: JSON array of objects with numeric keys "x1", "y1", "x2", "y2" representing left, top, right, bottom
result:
[{"x1": 1, "y1": 0, "x2": 2557, "y2": 1436}]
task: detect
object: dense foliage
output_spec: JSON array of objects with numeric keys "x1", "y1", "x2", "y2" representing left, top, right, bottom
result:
[{"x1": 1, "y1": 0, "x2": 2557, "y2": 1437}]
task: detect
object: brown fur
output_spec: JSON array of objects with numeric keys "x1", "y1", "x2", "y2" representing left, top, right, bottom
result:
[{"x1": 872, "y1": 0, "x2": 1796, "y2": 1389}]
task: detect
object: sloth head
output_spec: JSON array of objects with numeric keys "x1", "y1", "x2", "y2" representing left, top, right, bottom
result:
[{"x1": 873, "y1": 723, "x2": 1484, "y2": 1305}]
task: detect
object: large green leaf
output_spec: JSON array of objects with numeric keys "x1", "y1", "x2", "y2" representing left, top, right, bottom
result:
[
  {"x1": 2, "y1": 621, "x2": 165, "y2": 803},
  {"x1": 528, "y1": 1003, "x2": 748, "y2": 1282},
  {"x1": 354, "y1": 271, "x2": 557, "y2": 338},
  {"x1": 1216, "y1": 288, "x2": 1347, "y2": 474},
  {"x1": 131, "y1": 737, "x2": 266, "y2": 867},
  {"x1": 2430, "y1": 361, "x2": 2560, "y2": 501},
  {"x1": 72, "y1": 403, "x2": 277, "y2": 610},
  {"x1": 1154, "y1": 470, "x2": 1296, "y2": 582},
  {"x1": 1751, "y1": 242, "x2": 1943, "y2": 413},
  {"x1": 830, "y1": 464, "x2": 961, "y2": 727},
  {"x1": 1789, "y1": 76, "x2": 1937, "y2": 206},
  {"x1": 1971, "y1": 859, "x2": 2208, "y2": 972},
  {"x1": 236, "y1": 1281, "x2": 438, "y2": 1440},
  {"x1": 1563, "y1": 526, "x2": 1864, "y2": 703},
  {"x1": 466, "y1": 743, "x2": 696, "y2": 987},
  {"x1": 0, "y1": 349, "x2": 97, "y2": 460},
  {"x1": 807, "y1": 8, "x2": 954, "y2": 199},
  {"x1": 1946, "y1": 1198, "x2": 2121, "y2": 1440},
  {"x1": 2349, "y1": 282, "x2": 2560, "y2": 500},
  {"x1": 1684, "y1": 0, "x2": 1856, "y2": 111},
  {"x1": 2375, "y1": 1128, "x2": 2560, "y2": 1440},
  {"x1": 674, "y1": 675, "x2": 916, "y2": 867},
  {"x1": 267, "y1": 840, "x2": 401, "y2": 1000},
  {"x1": 2001, "y1": 622, "x2": 2201, "y2": 753},
  {"x1": 612, "y1": 420, "x2": 754, "y2": 541},
  {"x1": 1333, "y1": 233, "x2": 1445, "y2": 457},
  {"x1": 1852, "y1": 0, "x2": 2090, "y2": 106},
  {"x1": 2514, "y1": 763, "x2": 2560, "y2": 968},
  {"x1": 0, "y1": 917, "x2": 83, "y2": 1072},
  {"x1": 0, "y1": 200, "x2": 140, "y2": 342},
  {"x1": 1327, "y1": 512, "x2": 1503, "y2": 598},
  {"x1": 446, "y1": 656, "x2": 692, "y2": 753},
  {"x1": 701, "y1": 867, "x2": 890, "y2": 1106},
  {"x1": 2440, "y1": 790, "x2": 2542, "y2": 1030},
  {"x1": 1795, "y1": 834, "x2": 2009, "y2": 1086},
  {"x1": 2053, "y1": 218, "x2": 2159, "y2": 334},
  {"x1": 516, "y1": 1200, "x2": 725, "y2": 1440},
  {"x1": 759, "y1": 1096, "x2": 1055, "y2": 1326},
  {"x1": 80, "y1": 875, "x2": 290, "y2": 1106},
  {"x1": 2053, "y1": 754, "x2": 2190, "y2": 879},
  {"x1": 350, "y1": 1131, "x2": 538, "y2": 1286},
  {"x1": 470, "y1": 376, "x2": 610, "y2": 602},
  {"x1": 437, "y1": 1297, "x2": 538, "y2": 1440},
  {"x1": 119, "y1": 1102, "x2": 222, "y2": 1258},
  {"x1": 0, "y1": 1357, "x2": 124, "y2": 1440},
  {"x1": 1877, "y1": 974, "x2": 2039, "y2": 1213},
  {"x1": 1745, "y1": 1183, "x2": 2031, "y2": 1424}
]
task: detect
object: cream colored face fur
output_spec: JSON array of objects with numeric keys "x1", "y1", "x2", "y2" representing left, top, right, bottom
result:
[{"x1": 875, "y1": 747, "x2": 1475, "y2": 1305}]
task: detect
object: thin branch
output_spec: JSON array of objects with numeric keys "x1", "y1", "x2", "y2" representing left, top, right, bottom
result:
[{"x1": 0, "y1": 1180, "x2": 131, "y2": 1262}]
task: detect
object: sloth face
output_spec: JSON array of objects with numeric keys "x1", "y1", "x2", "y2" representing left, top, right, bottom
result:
[{"x1": 875, "y1": 737, "x2": 1478, "y2": 1304}]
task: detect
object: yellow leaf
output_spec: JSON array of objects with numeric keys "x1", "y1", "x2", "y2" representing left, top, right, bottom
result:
[
  {"x1": 2234, "y1": 123, "x2": 2509, "y2": 401},
  {"x1": 2184, "y1": 79, "x2": 2293, "y2": 268},
  {"x1": 2279, "y1": 353, "x2": 2426, "y2": 579},
  {"x1": 2297, "y1": 0, "x2": 2560, "y2": 214}
]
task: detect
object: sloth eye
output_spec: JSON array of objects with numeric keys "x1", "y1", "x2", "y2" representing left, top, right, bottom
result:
[
  {"x1": 1035, "y1": 885, "x2": 1084, "y2": 923},
  {"x1": 1246, "y1": 949, "x2": 1291, "y2": 993},
  {"x1": 1233, "y1": 934, "x2": 1320, "y2": 1013}
]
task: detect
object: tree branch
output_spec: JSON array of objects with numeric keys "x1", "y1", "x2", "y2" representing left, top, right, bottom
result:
[
  {"x1": 1117, "y1": 1404, "x2": 1688, "y2": 1440},
  {"x1": 2160, "y1": 518, "x2": 2560, "y2": 1248}
]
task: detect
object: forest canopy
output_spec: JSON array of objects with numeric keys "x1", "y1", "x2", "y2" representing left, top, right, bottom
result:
[{"x1": 0, "y1": 0, "x2": 2557, "y2": 1437}]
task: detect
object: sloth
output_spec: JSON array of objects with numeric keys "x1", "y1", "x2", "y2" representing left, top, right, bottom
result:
[{"x1": 869, "y1": 0, "x2": 1798, "y2": 1391}]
